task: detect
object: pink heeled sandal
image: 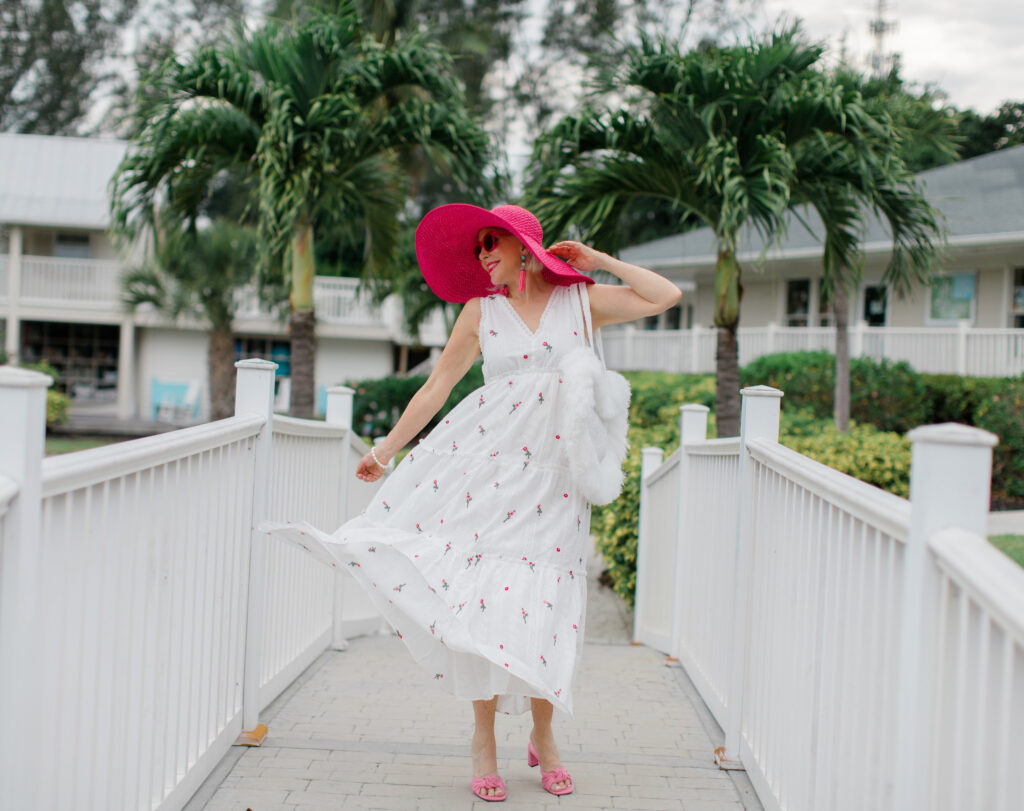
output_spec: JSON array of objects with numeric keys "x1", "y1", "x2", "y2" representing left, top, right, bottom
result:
[
  {"x1": 527, "y1": 740, "x2": 574, "y2": 796},
  {"x1": 471, "y1": 774, "x2": 507, "y2": 802}
]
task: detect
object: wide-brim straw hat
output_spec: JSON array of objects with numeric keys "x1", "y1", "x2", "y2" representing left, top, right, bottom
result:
[{"x1": 415, "y1": 203, "x2": 594, "y2": 303}]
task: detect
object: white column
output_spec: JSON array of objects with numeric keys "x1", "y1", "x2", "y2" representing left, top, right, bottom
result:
[
  {"x1": 766, "y1": 320, "x2": 777, "y2": 355},
  {"x1": 0, "y1": 367, "x2": 51, "y2": 808},
  {"x1": 116, "y1": 316, "x2": 136, "y2": 419},
  {"x1": 957, "y1": 318, "x2": 970, "y2": 375},
  {"x1": 633, "y1": 445, "x2": 665, "y2": 644},
  {"x1": 325, "y1": 385, "x2": 354, "y2": 652},
  {"x1": 234, "y1": 358, "x2": 277, "y2": 741},
  {"x1": 893, "y1": 423, "x2": 997, "y2": 808},
  {"x1": 671, "y1": 404, "x2": 709, "y2": 657},
  {"x1": 690, "y1": 324, "x2": 703, "y2": 373},
  {"x1": 850, "y1": 319, "x2": 866, "y2": 359},
  {"x1": 5, "y1": 226, "x2": 22, "y2": 362},
  {"x1": 719, "y1": 385, "x2": 783, "y2": 768}
]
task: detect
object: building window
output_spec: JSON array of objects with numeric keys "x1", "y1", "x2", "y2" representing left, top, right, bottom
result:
[
  {"x1": 863, "y1": 285, "x2": 887, "y2": 326},
  {"x1": 235, "y1": 336, "x2": 291, "y2": 377},
  {"x1": 1013, "y1": 267, "x2": 1024, "y2": 329},
  {"x1": 928, "y1": 272, "x2": 976, "y2": 324},
  {"x1": 786, "y1": 279, "x2": 810, "y2": 326},
  {"x1": 664, "y1": 305, "x2": 682, "y2": 330},
  {"x1": 54, "y1": 233, "x2": 91, "y2": 259},
  {"x1": 20, "y1": 321, "x2": 119, "y2": 401}
]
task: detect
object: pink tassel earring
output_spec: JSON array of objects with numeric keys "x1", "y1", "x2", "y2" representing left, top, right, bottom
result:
[{"x1": 519, "y1": 253, "x2": 527, "y2": 292}]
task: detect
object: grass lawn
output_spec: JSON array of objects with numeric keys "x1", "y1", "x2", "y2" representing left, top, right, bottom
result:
[
  {"x1": 45, "y1": 435, "x2": 124, "y2": 456},
  {"x1": 989, "y1": 535, "x2": 1024, "y2": 568}
]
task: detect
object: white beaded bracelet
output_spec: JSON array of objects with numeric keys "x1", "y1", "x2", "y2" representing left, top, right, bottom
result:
[{"x1": 370, "y1": 446, "x2": 387, "y2": 470}]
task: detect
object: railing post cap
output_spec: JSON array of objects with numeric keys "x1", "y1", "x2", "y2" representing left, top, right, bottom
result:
[
  {"x1": 680, "y1": 403, "x2": 710, "y2": 414},
  {"x1": 0, "y1": 366, "x2": 53, "y2": 389},
  {"x1": 235, "y1": 358, "x2": 279, "y2": 372},
  {"x1": 739, "y1": 385, "x2": 784, "y2": 399},
  {"x1": 641, "y1": 446, "x2": 663, "y2": 455},
  {"x1": 327, "y1": 385, "x2": 355, "y2": 395},
  {"x1": 907, "y1": 422, "x2": 998, "y2": 448}
]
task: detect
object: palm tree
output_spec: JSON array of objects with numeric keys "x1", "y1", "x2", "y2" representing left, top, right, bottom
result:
[
  {"x1": 524, "y1": 28, "x2": 944, "y2": 436},
  {"x1": 122, "y1": 219, "x2": 260, "y2": 420},
  {"x1": 112, "y1": 3, "x2": 489, "y2": 417},
  {"x1": 813, "y1": 71, "x2": 957, "y2": 431}
]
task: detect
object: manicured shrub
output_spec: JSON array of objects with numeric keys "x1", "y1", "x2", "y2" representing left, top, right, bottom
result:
[
  {"x1": 920, "y1": 374, "x2": 1010, "y2": 424},
  {"x1": 973, "y1": 380, "x2": 1024, "y2": 505},
  {"x1": 19, "y1": 362, "x2": 68, "y2": 428},
  {"x1": 741, "y1": 351, "x2": 928, "y2": 433},
  {"x1": 779, "y1": 410, "x2": 911, "y2": 498},
  {"x1": 623, "y1": 371, "x2": 715, "y2": 429},
  {"x1": 347, "y1": 364, "x2": 486, "y2": 439}
]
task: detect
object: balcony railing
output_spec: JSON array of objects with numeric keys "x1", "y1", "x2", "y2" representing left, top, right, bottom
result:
[
  {"x1": 1, "y1": 255, "x2": 388, "y2": 328},
  {"x1": 233, "y1": 276, "x2": 384, "y2": 326}
]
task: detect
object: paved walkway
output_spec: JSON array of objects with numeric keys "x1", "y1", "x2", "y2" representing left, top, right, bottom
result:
[{"x1": 187, "y1": 543, "x2": 761, "y2": 810}]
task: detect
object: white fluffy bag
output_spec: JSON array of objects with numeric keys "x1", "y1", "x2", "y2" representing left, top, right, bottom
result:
[{"x1": 560, "y1": 283, "x2": 632, "y2": 505}]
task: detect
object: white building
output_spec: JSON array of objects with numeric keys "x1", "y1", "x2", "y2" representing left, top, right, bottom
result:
[{"x1": 0, "y1": 133, "x2": 447, "y2": 422}]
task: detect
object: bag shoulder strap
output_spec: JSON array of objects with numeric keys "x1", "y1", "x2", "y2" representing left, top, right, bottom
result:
[{"x1": 573, "y1": 283, "x2": 607, "y2": 365}]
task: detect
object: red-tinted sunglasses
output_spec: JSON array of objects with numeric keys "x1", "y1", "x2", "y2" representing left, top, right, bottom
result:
[{"x1": 474, "y1": 233, "x2": 500, "y2": 259}]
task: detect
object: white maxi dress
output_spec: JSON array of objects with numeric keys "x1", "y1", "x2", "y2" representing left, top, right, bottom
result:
[{"x1": 262, "y1": 282, "x2": 597, "y2": 715}]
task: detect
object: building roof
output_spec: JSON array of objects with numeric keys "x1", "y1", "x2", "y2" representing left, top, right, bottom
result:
[
  {"x1": 619, "y1": 144, "x2": 1024, "y2": 270},
  {"x1": 0, "y1": 133, "x2": 128, "y2": 230}
]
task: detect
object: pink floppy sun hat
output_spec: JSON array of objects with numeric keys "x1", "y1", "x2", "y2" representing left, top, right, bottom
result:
[{"x1": 414, "y1": 203, "x2": 594, "y2": 303}]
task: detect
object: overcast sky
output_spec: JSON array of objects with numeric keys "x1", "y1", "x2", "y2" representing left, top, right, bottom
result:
[{"x1": 759, "y1": 0, "x2": 1024, "y2": 113}]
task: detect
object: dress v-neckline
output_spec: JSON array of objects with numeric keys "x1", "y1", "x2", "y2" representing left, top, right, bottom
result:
[{"x1": 501, "y1": 286, "x2": 560, "y2": 337}]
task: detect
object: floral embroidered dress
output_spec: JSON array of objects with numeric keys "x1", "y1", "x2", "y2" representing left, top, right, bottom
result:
[{"x1": 263, "y1": 282, "x2": 594, "y2": 716}]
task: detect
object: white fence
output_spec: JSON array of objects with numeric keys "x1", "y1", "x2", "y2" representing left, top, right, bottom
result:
[
  {"x1": 603, "y1": 322, "x2": 1024, "y2": 377},
  {"x1": 232, "y1": 276, "x2": 386, "y2": 327},
  {"x1": 0, "y1": 361, "x2": 384, "y2": 810},
  {"x1": 635, "y1": 386, "x2": 1022, "y2": 810},
  {"x1": 19, "y1": 255, "x2": 125, "y2": 307}
]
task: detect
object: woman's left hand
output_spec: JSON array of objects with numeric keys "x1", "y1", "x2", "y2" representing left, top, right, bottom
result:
[{"x1": 547, "y1": 240, "x2": 606, "y2": 273}]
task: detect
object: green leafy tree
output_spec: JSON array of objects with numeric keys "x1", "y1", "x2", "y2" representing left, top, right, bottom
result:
[
  {"x1": 122, "y1": 219, "x2": 260, "y2": 420},
  {"x1": 111, "y1": 3, "x2": 490, "y2": 417},
  {"x1": 959, "y1": 100, "x2": 1024, "y2": 159},
  {"x1": 0, "y1": 0, "x2": 137, "y2": 133},
  {"x1": 821, "y1": 70, "x2": 956, "y2": 430},
  {"x1": 526, "y1": 27, "x2": 945, "y2": 437}
]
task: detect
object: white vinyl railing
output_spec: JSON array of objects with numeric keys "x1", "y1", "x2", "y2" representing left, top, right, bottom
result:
[
  {"x1": 232, "y1": 276, "x2": 385, "y2": 326},
  {"x1": 19, "y1": 255, "x2": 124, "y2": 306},
  {"x1": 603, "y1": 321, "x2": 1024, "y2": 378},
  {"x1": 0, "y1": 255, "x2": 8, "y2": 302},
  {"x1": 0, "y1": 362, "x2": 384, "y2": 810},
  {"x1": 635, "y1": 386, "x2": 1016, "y2": 810}
]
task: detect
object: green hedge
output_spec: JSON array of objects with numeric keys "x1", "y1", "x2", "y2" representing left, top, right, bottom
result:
[
  {"x1": 18, "y1": 362, "x2": 69, "y2": 428},
  {"x1": 347, "y1": 364, "x2": 485, "y2": 439},
  {"x1": 740, "y1": 351, "x2": 929, "y2": 433}
]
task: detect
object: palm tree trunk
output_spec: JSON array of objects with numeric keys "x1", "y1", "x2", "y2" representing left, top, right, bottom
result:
[
  {"x1": 289, "y1": 220, "x2": 316, "y2": 418},
  {"x1": 833, "y1": 282, "x2": 850, "y2": 433},
  {"x1": 714, "y1": 248, "x2": 742, "y2": 437},
  {"x1": 715, "y1": 327, "x2": 741, "y2": 437},
  {"x1": 208, "y1": 325, "x2": 237, "y2": 421}
]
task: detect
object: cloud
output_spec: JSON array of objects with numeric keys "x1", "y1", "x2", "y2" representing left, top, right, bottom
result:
[{"x1": 761, "y1": 0, "x2": 1024, "y2": 112}]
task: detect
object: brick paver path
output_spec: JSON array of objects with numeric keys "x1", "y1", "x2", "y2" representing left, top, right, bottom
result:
[{"x1": 189, "y1": 542, "x2": 761, "y2": 810}]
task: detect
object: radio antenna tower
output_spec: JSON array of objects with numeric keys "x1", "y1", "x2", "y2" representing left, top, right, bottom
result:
[{"x1": 868, "y1": 0, "x2": 899, "y2": 78}]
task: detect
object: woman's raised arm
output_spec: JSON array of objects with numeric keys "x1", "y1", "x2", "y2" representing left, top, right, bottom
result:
[
  {"x1": 547, "y1": 241, "x2": 682, "y2": 329},
  {"x1": 355, "y1": 299, "x2": 482, "y2": 481}
]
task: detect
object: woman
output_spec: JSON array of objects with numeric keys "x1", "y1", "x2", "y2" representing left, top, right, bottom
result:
[{"x1": 263, "y1": 203, "x2": 681, "y2": 801}]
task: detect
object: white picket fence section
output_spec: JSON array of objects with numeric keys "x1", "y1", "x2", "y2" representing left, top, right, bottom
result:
[
  {"x1": 635, "y1": 386, "x2": 1022, "y2": 810},
  {"x1": 0, "y1": 361, "x2": 384, "y2": 810},
  {"x1": 603, "y1": 321, "x2": 1024, "y2": 377}
]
